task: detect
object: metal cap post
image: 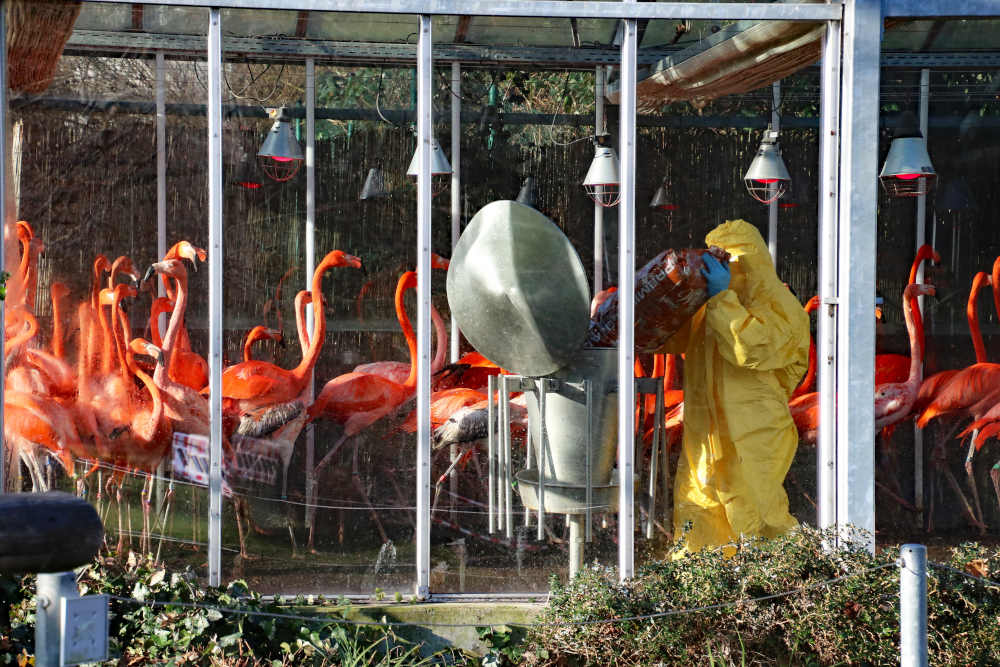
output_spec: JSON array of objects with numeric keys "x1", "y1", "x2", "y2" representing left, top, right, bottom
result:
[{"x1": 899, "y1": 544, "x2": 928, "y2": 667}]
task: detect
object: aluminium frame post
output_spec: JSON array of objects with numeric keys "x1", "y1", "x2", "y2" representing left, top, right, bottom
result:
[
  {"x1": 899, "y1": 544, "x2": 929, "y2": 666},
  {"x1": 154, "y1": 50, "x2": 167, "y2": 512},
  {"x1": 206, "y1": 7, "x2": 224, "y2": 587},
  {"x1": 594, "y1": 66, "x2": 605, "y2": 295},
  {"x1": 449, "y1": 61, "x2": 461, "y2": 519},
  {"x1": 450, "y1": 61, "x2": 461, "y2": 363},
  {"x1": 768, "y1": 81, "x2": 780, "y2": 265},
  {"x1": 0, "y1": 0, "x2": 7, "y2": 493},
  {"x1": 817, "y1": 17, "x2": 841, "y2": 537},
  {"x1": 837, "y1": 0, "x2": 880, "y2": 552},
  {"x1": 305, "y1": 57, "x2": 317, "y2": 534},
  {"x1": 617, "y1": 13, "x2": 638, "y2": 583},
  {"x1": 913, "y1": 67, "x2": 929, "y2": 524},
  {"x1": 415, "y1": 13, "x2": 433, "y2": 599}
]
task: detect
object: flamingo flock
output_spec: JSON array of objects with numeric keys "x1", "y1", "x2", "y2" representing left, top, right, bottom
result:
[{"x1": 10, "y1": 215, "x2": 1000, "y2": 558}]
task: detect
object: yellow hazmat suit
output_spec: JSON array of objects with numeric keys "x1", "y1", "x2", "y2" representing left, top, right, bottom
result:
[{"x1": 661, "y1": 219, "x2": 809, "y2": 554}]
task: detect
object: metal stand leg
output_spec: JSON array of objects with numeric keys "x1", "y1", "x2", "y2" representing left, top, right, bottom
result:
[
  {"x1": 568, "y1": 514, "x2": 585, "y2": 578},
  {"x1": 36, "y1": 572, "x2": 77, "y2": 667}
]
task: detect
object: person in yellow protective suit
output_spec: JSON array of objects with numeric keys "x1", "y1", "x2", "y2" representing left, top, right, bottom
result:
[{"x1": 659, "y1": 219, "x2": 809, "y2": 554}]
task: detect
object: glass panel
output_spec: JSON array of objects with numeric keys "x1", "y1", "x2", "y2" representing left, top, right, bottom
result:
[
  {"x1": 219, "y1": 10, "x2": 419, "y2": 596},
  {"x1": 5, "y1": 0, "x2": 209, "y2": 582},
  {"x1": 879, "y1": 20, "x2": 1000, "y2": 550},
  {"x1": 634, "y1": 19, "x2": 823, "y2": 565},
  {"x1": 306, "y1": 12, "x2": 421, "y2": 44}
]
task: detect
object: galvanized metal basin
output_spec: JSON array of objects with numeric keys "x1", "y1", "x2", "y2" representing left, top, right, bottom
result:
[
  {"x1": 446, "y1": 200, "x2": 591, "y2": 377},
  {"x1": 525, "y1": 347, "x2": 618, "y2": 488}
]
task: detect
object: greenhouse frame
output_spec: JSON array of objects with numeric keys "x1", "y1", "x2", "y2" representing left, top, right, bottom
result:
[{"x1": 2, "y1": 0, "x2": 1000, "y2": 600}]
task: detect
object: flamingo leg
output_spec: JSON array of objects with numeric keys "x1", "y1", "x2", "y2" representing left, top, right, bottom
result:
[
  {"x1": 233, "y1": 496, "x2": 256, "y2": 560},
  {"x1": 352, "y1": 441, "x2": 389, "y2": 544},
  {"x1": 432, "y1": 445, "x2": 472, "y2": 518},
  {"x1": 307, "y1": 432, "x2": 352, "y2": 553},
  {"x1": 142, "y1": 474, "x2": 153, "y2": 555},
  {"x1": 940, "y1": 460, "x2": 987, "y2": 533},
  {"x1": 155, "y1": 480, "x2": 174, "y2": 565},
  {"x1": 115, "y1": 482, "x2": 125, "y2": 554},
  {"x1": 964, "y1": 433, "x2": 985, "y2": 526},
  {"x1": 991, "y1": 462, "x2": 1000, "y2": 518}
]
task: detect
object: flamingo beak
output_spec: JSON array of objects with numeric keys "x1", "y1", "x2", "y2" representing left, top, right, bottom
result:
[
  {"x1": 142, "y1": 264, "x2": 157, "y2": 286},
  {"x1": 150, "y1": 345, "x2": 165, "y2": 367},
  {"x1": 346, "y1": 254, "x2": 362, "y2": 270}
]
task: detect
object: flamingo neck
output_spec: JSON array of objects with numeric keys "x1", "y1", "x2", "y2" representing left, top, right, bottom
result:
[
  {"x1": 904, "y1": 287, "x2": 924, "y2": 391},
  {"x1": 663, "y1": 354, "x2": 677, "y2": 391},
  {"x1": 398, "y1": 272, "x2": 419, "y2": 388},
  {"x1": 968, "y1": 272, "x2": 989, "y2": 364},
  {"x1": 51, "y1": 291, "x2": 65, "y2": 360},
  {"x1": 149, "y1": 298, "x2": 171, "y2": 349},
  {"x1": 992, "y1": 256, "x2": 1000, "y2": 334},
  {"x1": 158, "y1": 273, "x2": 187, "y2": 386},
  {"x1": 296, "y1": 292, "x2": 311, "y2": 356},
  {"x1": 243, "y1": 326, "x2": 272, "y2": 362},
  {"x1": 126, "y1": 345, "x2": 164, "y2": 436},
  {"x1": 430, "y1": 302, "x2": 447, "y2": 373},
  {"x1": 293, "y1": 259, "x2": 332, "y2": 382},
  {"x1": 111, "y1": 295, "x2": 132, "y2": 386},
  {"x1": 15, "y1": 236, "x2": 29, "y2": 298},
  {"x1": 91, "y1": 257, "x2": 110, "y2": 310},
  {"x1": 4, "y1": 309, "x2": 37, "y2": 356}
]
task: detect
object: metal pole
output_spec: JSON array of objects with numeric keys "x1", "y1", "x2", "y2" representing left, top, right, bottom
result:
[
  {"x1": 449, "y1": 61, "x2": 461, "y2": 519},
  {"x1": 899, "y1": 544, "x2": 928, "y2": 667},
  {"x1": 914, "y1": 68, "x2": 929, "y2": 524},
  {"x1": 35, "y1": 572, "x2": 77, "y2": 667},
  {"x1": 768, "y1": 81, "x2": 780, "y2": 266},
  {"x1": 450, "y1": 62, "x2": 461, "y2": 363},
  {"x1": 837, "y1": 0, "x2": 880, "y2": 552},
  {"x1": 206, "y1": 8, "x2": 224, "y2": 587},
  {"x1": 0, "y1": 0, "x2": 8, "y2": 493},
  {"x1": 415, "y1": 14, "x2": 433, "y2": 599},
  {"x1": 568, "y1": 514, "x2": 585, "y2": 578},
  {"x1": 617, "y1": 14, "x2": 638, "y2": 582},
  {"x1": 156, "y1": 51, "x2": 167, "y2": 300},
  {"x1": 304, "y1": 58, "x2": 317, "y2": 534},
  {"x1": 154, "y1": 50, "x2": 168, "y2": 513},
  {"x1": 817, "y1": 19, "x2": 841, "y2": 536},
  {"x1": 593, "y1": 66, "x2": 605, "y2": 295}
]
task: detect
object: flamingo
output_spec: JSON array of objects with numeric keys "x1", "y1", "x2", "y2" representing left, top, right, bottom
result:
[
  {"x1": 242, "y1": 326, "x2": 283, "y2": 363},
  {"x1": 49, "y1": 282, "x2": 70, "y2": 360},
  {"x1": 790, "y1": 296, "x2": 820, "y2": 399},
  {"x1": 307, "y1": 270, "x2": 426, "y2": 547},
  {"x1": 874, "y1": 244, "x2": 939, "y2": 385},
  {"x1": 160, "y1": 241, "x2": 209, "y2": 391},
  {"x1": 211, "y1": 249, "x2": 361, "y2": 422}
]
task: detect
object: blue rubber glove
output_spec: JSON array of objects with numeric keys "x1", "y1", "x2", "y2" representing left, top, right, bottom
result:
[{"x1": 701, "y1": 254, "x2": 731, "y2": 298}]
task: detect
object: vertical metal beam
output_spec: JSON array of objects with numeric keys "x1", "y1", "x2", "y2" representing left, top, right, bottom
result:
[
  {"x1": 450, "y1": 62, "x2": 461, "y2": 363},
  {"x1": 415, "y1": 14, "x2": 433, "y2": 599},
  {"x1": 593, "y1": 67, "x2": 605, "y2": 296},
  {"x1": 900, "y1": 544, "x2": 929, "y2": 667},
  {"x1": 0, "y1": 0, "x2": 8, "y2": 493},
  {"x1": 837, "y1": 0, "x2": 880, "y2": 552},
  {"x1": 816, "y1": 19, "x2": 841, "y2": 535},
  {"x1": 304, "y1": 57, "x2": 317, "y2": 531},
  {"x1": 768, "y1": 81, "x2": 780, "y2": 266},
  {"x1": 206, "y1": 7, "x2": 224, "y2": 586},
  {"x1": 617, "y1": 15, "x2": 637, "y2": 583},
  {"x1": 914, "y1": 67, "x2": 929, "y2": 524},
  {"x1": 156, "y1": 50, "x2": 167, "y2": 339}
]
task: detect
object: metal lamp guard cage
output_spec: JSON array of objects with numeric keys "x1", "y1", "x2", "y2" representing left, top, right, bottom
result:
[{"x1": 1, "y1": 0, "x2": 994, "y2": 594}]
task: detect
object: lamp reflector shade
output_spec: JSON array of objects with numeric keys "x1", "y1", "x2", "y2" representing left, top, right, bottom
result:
[
  {"x1": 360, "y1": 166, "x2": 389, "y2": 200},
  {"x1": 232, "y1": 149, "x2": 263, "y2": 190},
  {"x1": 649, "y1": 180, "x2": 677, "y2": 211},
  {"x1": 257, "y1": 107, "x2": 303, "y2": 182},
  {"x1": 516, "y1": 177, "x2": 537, "y2": 208},
  {"x1": 744, "y1": 128, "x2": 790, "y2": 204},
  {"x1": 406, "y1": 136, "x2": 452, "y2": 177},
  {"x1": 879, "y1": 138, "x2": 936, "y2": 197},
  {"x1": 583, "y1": 144, "x2": 621, "y2": 208}
]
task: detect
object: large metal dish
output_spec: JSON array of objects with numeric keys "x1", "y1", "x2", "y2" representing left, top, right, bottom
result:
[{"x1": 447, "y1": 200, "x2": 591, "y2": 377}]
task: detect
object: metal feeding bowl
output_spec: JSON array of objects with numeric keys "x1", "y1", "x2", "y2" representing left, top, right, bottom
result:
[{"x1": 447, "y1": 200, "x2": 591, "y2": 377}]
